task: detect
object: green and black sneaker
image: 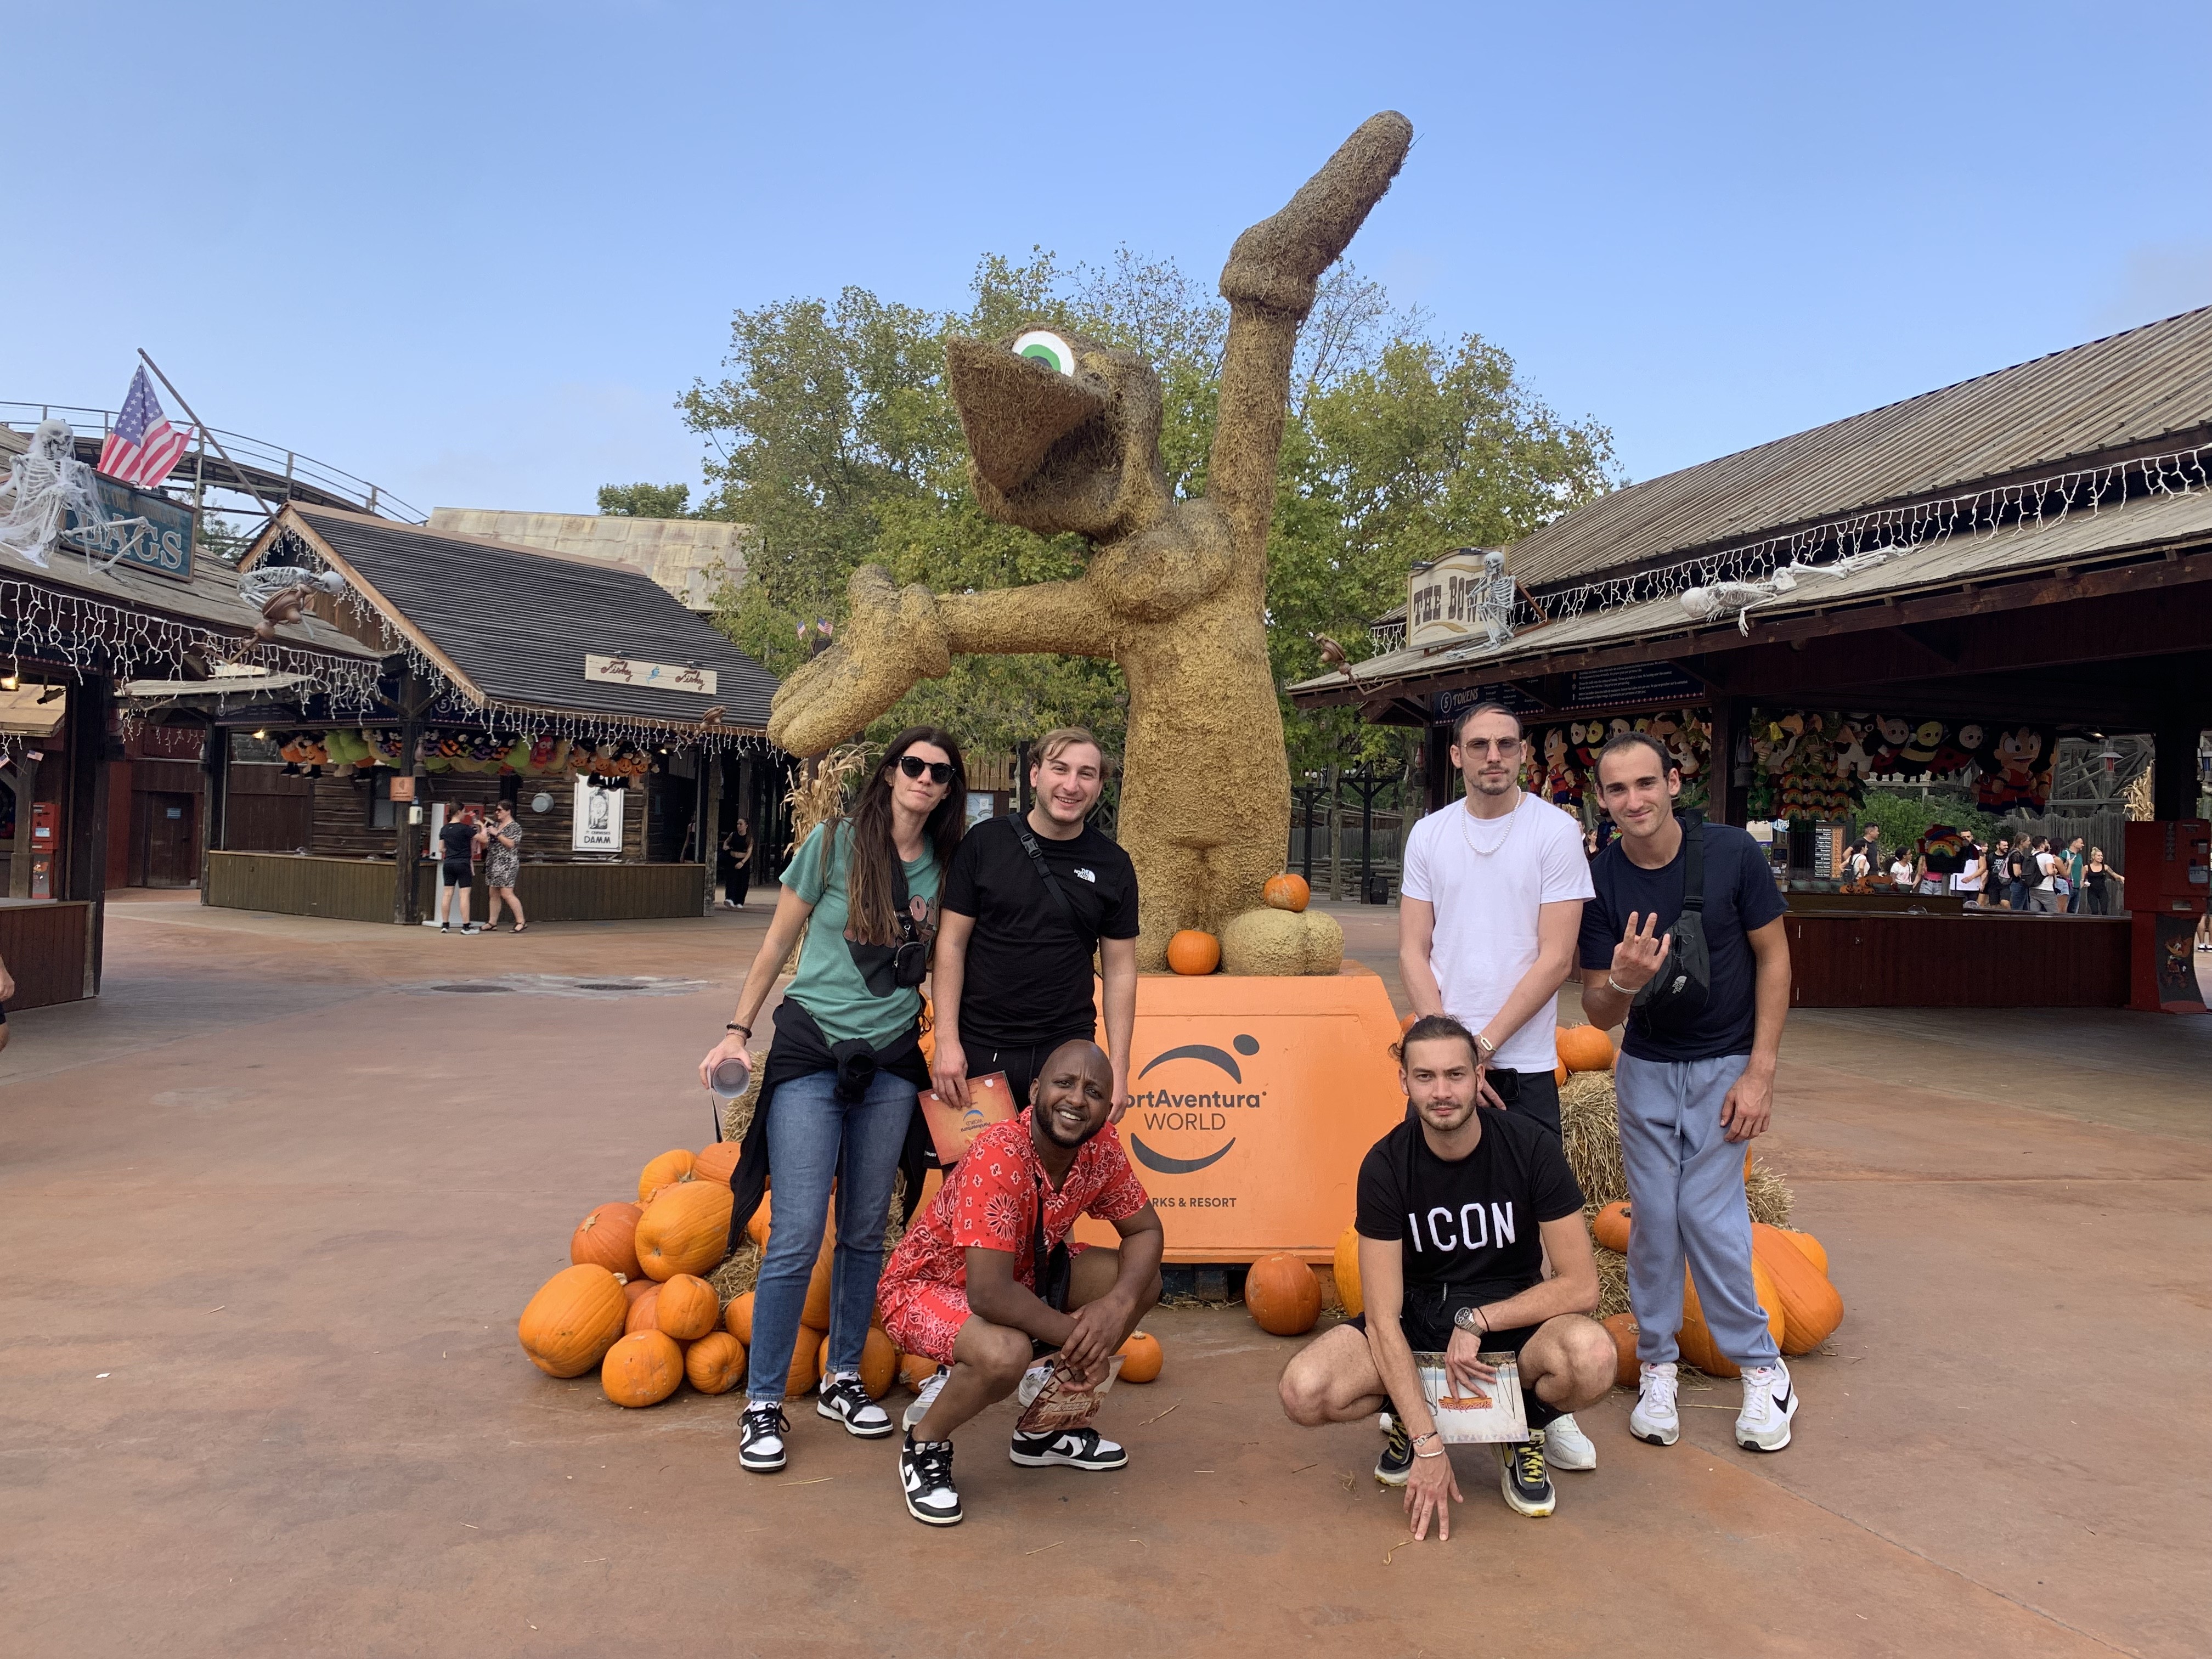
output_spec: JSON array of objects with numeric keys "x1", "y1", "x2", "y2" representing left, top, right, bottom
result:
[{"x1": 1374, "y1": 1410, "x2": 1414, "y2": 1487}]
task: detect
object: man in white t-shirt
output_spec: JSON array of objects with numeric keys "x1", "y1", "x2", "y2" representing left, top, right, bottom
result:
[
  {"x1": 1397, "y1": 699, "x2": 1596, "y2": 1472},
  {"x1": 1400, "y1": 702, "x2": 1594, "y2": 1140}
]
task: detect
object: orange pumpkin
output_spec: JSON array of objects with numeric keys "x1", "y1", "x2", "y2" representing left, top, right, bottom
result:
[
  {"x1": 1779, "y1": 1228, "x2": 1829, "y2": 1278},
  {"x1": 1590, "y1": 1201, "x2": 1632, "y2": 1254},
  {"x1": 1262, "y1": 873, "x2": 1310, "y2": 913},
  {"x1": 723, "y1": 1290, "x2": 755, "y2": 1345},
  {"x1": 1116, "y1": 1330, "x2": 1163, "y2": 1384},
  {"x1": 685, "y1": 1330, "x2": 746, "y2": 1395},
  {"x1": 859, "y1": 1327, "x2": 899, "y2": 1399},
  {"x1": 570, "y1": 1201, "x2": 644, "y2": 1279},
  {"x1": 1244, "y1": 1252, "x2": 1321, "y2": 1336},
  {"x1": 800, "y1": 1224, "x2": 837, "y2": 1328},
  {"x1": 1743, "y1": 1144, "x2": 1755, "y2": 1180},
  {"x1": 635, "y1": 1181, "x2": 734, "y2": 1281},
  {"x1": 691, "y1": 1142, "x2": 742, "y2": 1187},
  {"x1": 656, "y1": 1274, "x2": 720, "y2": 1341},
  {"x1": 1752, "y1": 1222, "x2": 1844, "y2": 1353},
  {"x1": 786, "y1": 1325, "x2": 825, "y2": 1396},
  {"x1": 622, "y1": 1276, "x2": 657, "y2": 1306},
  {"x1": 1165, "y1": 930, "x2": 1220, "y2": 976},
  {"x1": 636, "y1": 1148, "x2": 696, "y2": 1203},
  {"x1": 745, "y1": 1190, "x2": 773, "y2": 1248},
  {"x1": 1398, "y1": 1012, "x2": 1418, "y2": 1034},
  {"x1": 1601, "y1": 1311, "x2": 1641, "y2": 1387},
  {"x1": 1556, "y1": 1025, "x2": 1615, "y2": 1073},
  {"x1": 602, "y1": 1330, "x2": 684, "y2": 1407},
  {"x1": 1332, "y1": 1224, "x2": 1364, "y2": 1318},
  {"x1": 898, "y1": 1351, "x2": 940, "y2": 1390},
  {"x1": 1554, "y1": 1062, "x2": 1567, "y2": 1084},
  {"x1": 519, "y1": 1263, "x2": 629, "y2": 1378},
  {"x1": 624, "y1": 1283, "x2": 663, "y2": 1335}
]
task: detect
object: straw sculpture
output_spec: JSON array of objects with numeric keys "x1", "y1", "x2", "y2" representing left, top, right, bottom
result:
[{"x1": 766, "y1": 114, "x2": 1415, "y2": 972}]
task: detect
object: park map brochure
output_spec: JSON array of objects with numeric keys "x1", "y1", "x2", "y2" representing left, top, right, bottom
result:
[
  {"x1": 1413, "y1": 1351, "x2": 1530, "y2": 1444},
  {"x1": 916, "y1": 1071, "x2": 1017, "y2": 1165},
  {"x1": 1013, "y1": 1353, "x2": 1126, "y2": 1435}
]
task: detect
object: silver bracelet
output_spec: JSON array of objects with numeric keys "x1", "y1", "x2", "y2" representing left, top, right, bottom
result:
[
  {"x1": 1606, "y1": 976, "x2": 1634, "y2": 996},
  {"x1": 1414, "y1": 1446, "x2": 1448, "y2": 1459}
]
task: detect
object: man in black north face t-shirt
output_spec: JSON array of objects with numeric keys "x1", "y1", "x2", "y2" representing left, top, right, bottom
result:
[
  {"x1": 1278, "y1": 1016, "x2": 1614, "y2": 1539},
  {"x1": 931, "y1": 729, "x2": 1139, "y2": 1116}
]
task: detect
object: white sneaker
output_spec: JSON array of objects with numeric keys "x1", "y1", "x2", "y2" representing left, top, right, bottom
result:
[
  {"x1": 1014, "y1": 1361, "x2": 1053, "y2": 1408},
  {"x1": 1630, "y1": 1362, "x2": 1680, "y2": 1446},
  {"x1": 1544, "y1": 1411, "x2": 1596, "y2": 1470},
  {"x1": 901, "y1": 1364, "x2": 950, "y2": 1432},
  {"x1": 1735, "y1": 1361, "x2": 1797, "y2": 1452}
]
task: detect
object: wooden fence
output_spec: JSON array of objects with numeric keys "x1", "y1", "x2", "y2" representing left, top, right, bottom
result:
[{"x1": 206, "y1": 853, "x2": 709, "y2": 923}]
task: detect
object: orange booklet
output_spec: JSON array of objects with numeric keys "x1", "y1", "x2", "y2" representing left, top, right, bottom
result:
[{"x1": 916, "y1": 1071, "x2": 1017, "y2": 1164}]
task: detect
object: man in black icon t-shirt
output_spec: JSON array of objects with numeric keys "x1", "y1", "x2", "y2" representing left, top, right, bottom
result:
[
  {"x1": 933, "y1": 729, "x2": 1139, "y2": 1115},
  {"x1": 1278, "y1": 1015, "x2": 1614, "y2": 1538}
]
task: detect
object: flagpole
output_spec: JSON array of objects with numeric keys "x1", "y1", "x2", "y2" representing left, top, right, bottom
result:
[{"x1": 136, "y1": 348, "x2": 279, "y2": 522}]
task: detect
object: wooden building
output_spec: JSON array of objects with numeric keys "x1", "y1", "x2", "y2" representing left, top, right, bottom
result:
[
  {"x1": 1290, "y1": 306, "x2": 2212, "y2": 1009},
  {"x1": 173, "y1": 507, "x2": 781, "y2": 926}
]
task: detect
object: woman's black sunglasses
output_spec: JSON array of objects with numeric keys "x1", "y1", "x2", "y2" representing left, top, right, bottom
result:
[{"x1": 896, "y1": 754, "x2": 956, "y2": 786}]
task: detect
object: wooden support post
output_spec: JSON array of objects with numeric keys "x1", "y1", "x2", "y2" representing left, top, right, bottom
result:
[
  {"x1": 393, "y1": 670, "x2": 426, "y2": 927},
  {"x1": 199, "y1": 723, "x2": 229, "y2": 904},
  {"x1": 3, "y1": 753, "x2": 33, "y2": 900},
  {"x1": 1426, "y1": 722, "x2": 1452, "y2": 814},
  {"x1": 1707, "y1": 697, "x2": 1752, "y2": 827},
  {"x1": 64, "y1": 680, "x2": 114, "y2": 992},
  {"x1": 697, "y1": 744, "x2": 720, "y2": 916},
  {"x1": 2152, "y1": 721, "x2": 2206, "y2": 820}
]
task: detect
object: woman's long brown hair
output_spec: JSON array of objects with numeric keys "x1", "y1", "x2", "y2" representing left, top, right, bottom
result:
[{"x1": 837, "y1": 726, "x2": 967, "y2": 945}]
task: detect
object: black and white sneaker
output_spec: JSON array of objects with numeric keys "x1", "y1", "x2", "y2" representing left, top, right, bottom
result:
[
  {"x1": 900, "y1": 1365, "x2": 949, "y2": 1432},
  {"x1": 1009, "y1": 1426, "x2": 1127, "y2": 1470},
  {"x1": 817, "y1": 1374, "x2": 894, "y2": 1438},
  {"x1": 1500, "y1": 1428, "x2": 1556, "y2": 1517},
  {"x1": 1374, "y1": 1409, "x2": 1414, "y2": 1487},
  {"x1": 900, "y1": 1432, "x2": 962, "y2": 1526},
  {"x1": 738, "y1": 1401, "x2": 789, "y2": 1472}
]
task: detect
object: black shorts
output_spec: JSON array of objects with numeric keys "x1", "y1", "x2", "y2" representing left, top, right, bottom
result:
[
  {"x1": 963, "y1": 1026, "x2": 1098, "y2": 1110},
  {"x1": 442, "y1": 860, "x2": 472, "y2": 888},
  {"x1": 1345, "y1": 1282, "x2": 1541, "y2": 1355}
]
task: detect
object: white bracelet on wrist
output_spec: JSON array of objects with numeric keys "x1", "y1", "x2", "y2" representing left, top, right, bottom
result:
[{"x1": 1606, "y1": 977, "x2": 1633, "y2": 996}]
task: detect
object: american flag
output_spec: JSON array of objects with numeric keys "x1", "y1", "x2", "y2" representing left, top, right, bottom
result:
[{"x1": 96, "y1": 366, "x2": 192, "y2": 489}]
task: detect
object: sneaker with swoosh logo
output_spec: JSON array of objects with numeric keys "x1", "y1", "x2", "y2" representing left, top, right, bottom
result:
[{"x1": 1735, "y1": 1360, "x2": 1797, "y2": 1452}]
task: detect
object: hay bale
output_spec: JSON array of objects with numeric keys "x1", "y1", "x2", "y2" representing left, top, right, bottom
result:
[{"x1": 1219, "y1": 906, "x2": 1344, "y2": 976}]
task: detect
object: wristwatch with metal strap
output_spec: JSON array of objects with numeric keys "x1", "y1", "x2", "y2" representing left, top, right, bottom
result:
[{"x1": 1452, "y1": 1304, "x2": 1489, "y2": 1335}]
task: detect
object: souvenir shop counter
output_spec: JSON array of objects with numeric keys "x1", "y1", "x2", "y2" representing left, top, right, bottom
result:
[
  {"x1": 0, "y1": 898, "x2": 94, "y2": 1010},
  {"x1": 1779, "y1": 894, "x2": 2129, "y2": 1008},
  {"x1": 204, "y1": 851, "x2": 709, "y2": 925}
]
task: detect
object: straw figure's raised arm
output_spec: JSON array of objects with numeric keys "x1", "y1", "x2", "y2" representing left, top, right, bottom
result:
[{"x1": 1208, "y1": 111, "x2": 1413, "y2": 554}]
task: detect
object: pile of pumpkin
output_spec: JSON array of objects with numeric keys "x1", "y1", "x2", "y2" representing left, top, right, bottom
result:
[{"x1": 518, "y1": 1143, "x2": 1165, "y2": 1408}]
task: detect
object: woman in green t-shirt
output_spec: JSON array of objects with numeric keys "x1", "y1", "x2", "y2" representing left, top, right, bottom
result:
[{"x1": 700, "y1": 727, "x2": 967, "y2": 1474}]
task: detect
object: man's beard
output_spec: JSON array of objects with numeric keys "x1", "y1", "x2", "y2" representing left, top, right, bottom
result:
[
  {"x1": 1415, "y1": 1093, "x2": 1479, "y2": 1132},
  {"x1": 1036, "y1": 1110, "x2": 1103, "y2": 1150}
]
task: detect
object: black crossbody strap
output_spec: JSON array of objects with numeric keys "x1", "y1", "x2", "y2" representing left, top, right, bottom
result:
[
  {"x1": 1680, "y1": 816, "x2": 1706, "y2": 915},
  {"x1": 1012, "y1": 816, "x2": 1077, "y2": 927}
]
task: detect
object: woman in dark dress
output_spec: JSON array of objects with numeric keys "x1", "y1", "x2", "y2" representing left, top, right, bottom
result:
[
  {"x1": 721, "y1": 817, "x2": 754, "y2": 909},
  {"x1": 2083, "y1": 847, "x2": 2123, "y2": 916}
]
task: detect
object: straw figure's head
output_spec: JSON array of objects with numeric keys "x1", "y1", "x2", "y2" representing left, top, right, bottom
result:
[{"x1": 944, "y1": 330, "x2": 1171, "y2": 545}]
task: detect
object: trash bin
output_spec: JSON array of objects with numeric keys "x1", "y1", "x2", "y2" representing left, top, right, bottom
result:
[{"x1": 1364, "y1": 873, "x2": 1391, "y2": 905}]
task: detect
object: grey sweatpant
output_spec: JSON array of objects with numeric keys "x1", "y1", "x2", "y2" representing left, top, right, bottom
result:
[{"x1": 1615, "y1": 1052, "x2": 1781, "y2": 1369}]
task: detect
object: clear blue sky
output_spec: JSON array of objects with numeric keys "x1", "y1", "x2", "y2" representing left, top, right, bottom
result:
[{"x1": 11, "y1": 2, "x2": 2207, "y2": 520}]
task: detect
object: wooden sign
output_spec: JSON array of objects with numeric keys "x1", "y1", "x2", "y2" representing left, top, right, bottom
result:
[
  {"x1": 388, "y1": 775, "x2": 416, "y2": 803},
  {"x1": 584, "y1": 654, "x2": 716, "y2": 695}
]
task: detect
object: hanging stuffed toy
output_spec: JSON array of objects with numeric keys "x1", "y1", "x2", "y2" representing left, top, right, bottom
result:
[
  {"x1": 1978, "y1": 726, "x2": 2055, "y2": 811},
  {"x1": 1538, "y1": 726, "x2": 1583, "y2": 812}
]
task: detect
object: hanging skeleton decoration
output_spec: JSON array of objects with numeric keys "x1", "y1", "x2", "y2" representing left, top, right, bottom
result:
[
  {"x1": 238, "y1": 563, "x2": 346, "y2": 639},
  {"x1": 0, "y1": 419, "x2": 149, "y2": 571},
  {"x1": 1679, "y1": 545, "x2": 1901, "y2": 634}
]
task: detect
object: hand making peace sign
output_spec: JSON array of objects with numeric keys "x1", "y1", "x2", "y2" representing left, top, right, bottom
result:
[{"x1": 1607, "y1": 911, "x2": 1673, "y2": 995}]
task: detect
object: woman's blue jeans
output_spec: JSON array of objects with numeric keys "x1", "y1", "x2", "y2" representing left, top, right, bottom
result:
[{"x1": 744, "y1": 1066, "x2": 916, "y2": 1403}]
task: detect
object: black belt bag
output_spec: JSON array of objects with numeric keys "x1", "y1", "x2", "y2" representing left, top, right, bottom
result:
[{"x1": 1631, "y1": 817, "x2": 1712, "y2": 1037}]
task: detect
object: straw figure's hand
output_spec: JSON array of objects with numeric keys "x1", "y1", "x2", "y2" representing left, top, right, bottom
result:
[
  {"x1": 767, "y1": 565, "x2": 950, "y2": 758},
  {"x1": 1219, "y1": 111, "x2": 1413, "y2": 318}
]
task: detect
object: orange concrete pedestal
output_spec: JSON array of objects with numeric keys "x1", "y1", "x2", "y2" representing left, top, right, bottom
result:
[{"x1": 1074, "y1": 963, "x2": 1405, "y2": 1264}]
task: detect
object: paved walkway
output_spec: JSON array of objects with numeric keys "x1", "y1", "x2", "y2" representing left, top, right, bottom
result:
[{"x1": 2, "y1": 899, "x2": 2206, "y2": 1656}]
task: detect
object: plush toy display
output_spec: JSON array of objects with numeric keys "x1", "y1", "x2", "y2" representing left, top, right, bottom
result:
[
  {"x1": 1977, "y1": 725, "x2": 2056, "y2": 811},
  {"x1": 763, "y1": 115, "x2": 1416, "y2": 973}
]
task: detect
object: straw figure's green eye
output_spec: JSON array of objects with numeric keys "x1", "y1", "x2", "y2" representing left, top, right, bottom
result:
[{"x1": 1012, "y1": 330, "x2": 1077, "y2": 375}]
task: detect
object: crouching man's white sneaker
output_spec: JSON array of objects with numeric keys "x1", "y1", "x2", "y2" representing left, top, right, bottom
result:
[
  {"x1": 901, "y1": 1365, "x2": 950, "y2": 1432},
  {"x1": 1630, "y1": 1361, "x2": 1680, "y2": 1447},
  {"x1": 1735, "y1": 1361, "x2": 1797, "y2": 1452},
  {"x1": 1544, "y1": 1412, "x2": 1596, "y2": 1470}
]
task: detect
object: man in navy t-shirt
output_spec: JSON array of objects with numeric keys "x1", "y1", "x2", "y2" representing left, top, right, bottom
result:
[{"x1": 1575, "y1": 732, "x2": 1800, "y2": 1456}]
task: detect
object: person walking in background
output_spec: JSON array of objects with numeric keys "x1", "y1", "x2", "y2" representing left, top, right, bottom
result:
[
  {"x1": 2002, "y1": 837, "x2": 2033, "y2": 911},
  {"x1": 1576, "y1": 732, "x2": 1799, "y2": 1455},
  {"x1": 1888, "y1": 848, "x2": 1915, "y2": 892},
  {"x1": 1953, "y1": 837, "x2": 1986, "y2": 905},
  {"x1": 721, "y1": 817, "x2": 754, "y2": 910},
  {"x1": 2083, "y1": 847, "x2": 2124, "y2": 916},
  {"x1": 2062, "y1": 836, "x2": 2087, "y2": 914},
  {"x1": 696, "y1": 727, "x2": 966, "y2": 1477},
  {"x1": 482, "y1": 800, "x2": 528, "y2": 933},
  {"x1": 1397, "y1": 699, "x2": 1597, "y2": 1472},
  {"x1": 436, "y1": 805, "x2": 481, "y2": 934},
  {"x1": 2030, "y1": 837, "x2": 2065, "y2": 913}
]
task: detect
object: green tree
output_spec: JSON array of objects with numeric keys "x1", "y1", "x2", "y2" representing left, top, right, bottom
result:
[{"x1": 596, "y1": 482, "x2": 693, "y2": 518}]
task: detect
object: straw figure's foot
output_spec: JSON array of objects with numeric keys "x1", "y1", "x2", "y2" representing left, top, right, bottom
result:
[
  {"x1": 1220, "y1": 907, "x2": 1345, "y2": 977},
  {"x1": 767, "y1": 565, "x2": 949, "y2": 758}
]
